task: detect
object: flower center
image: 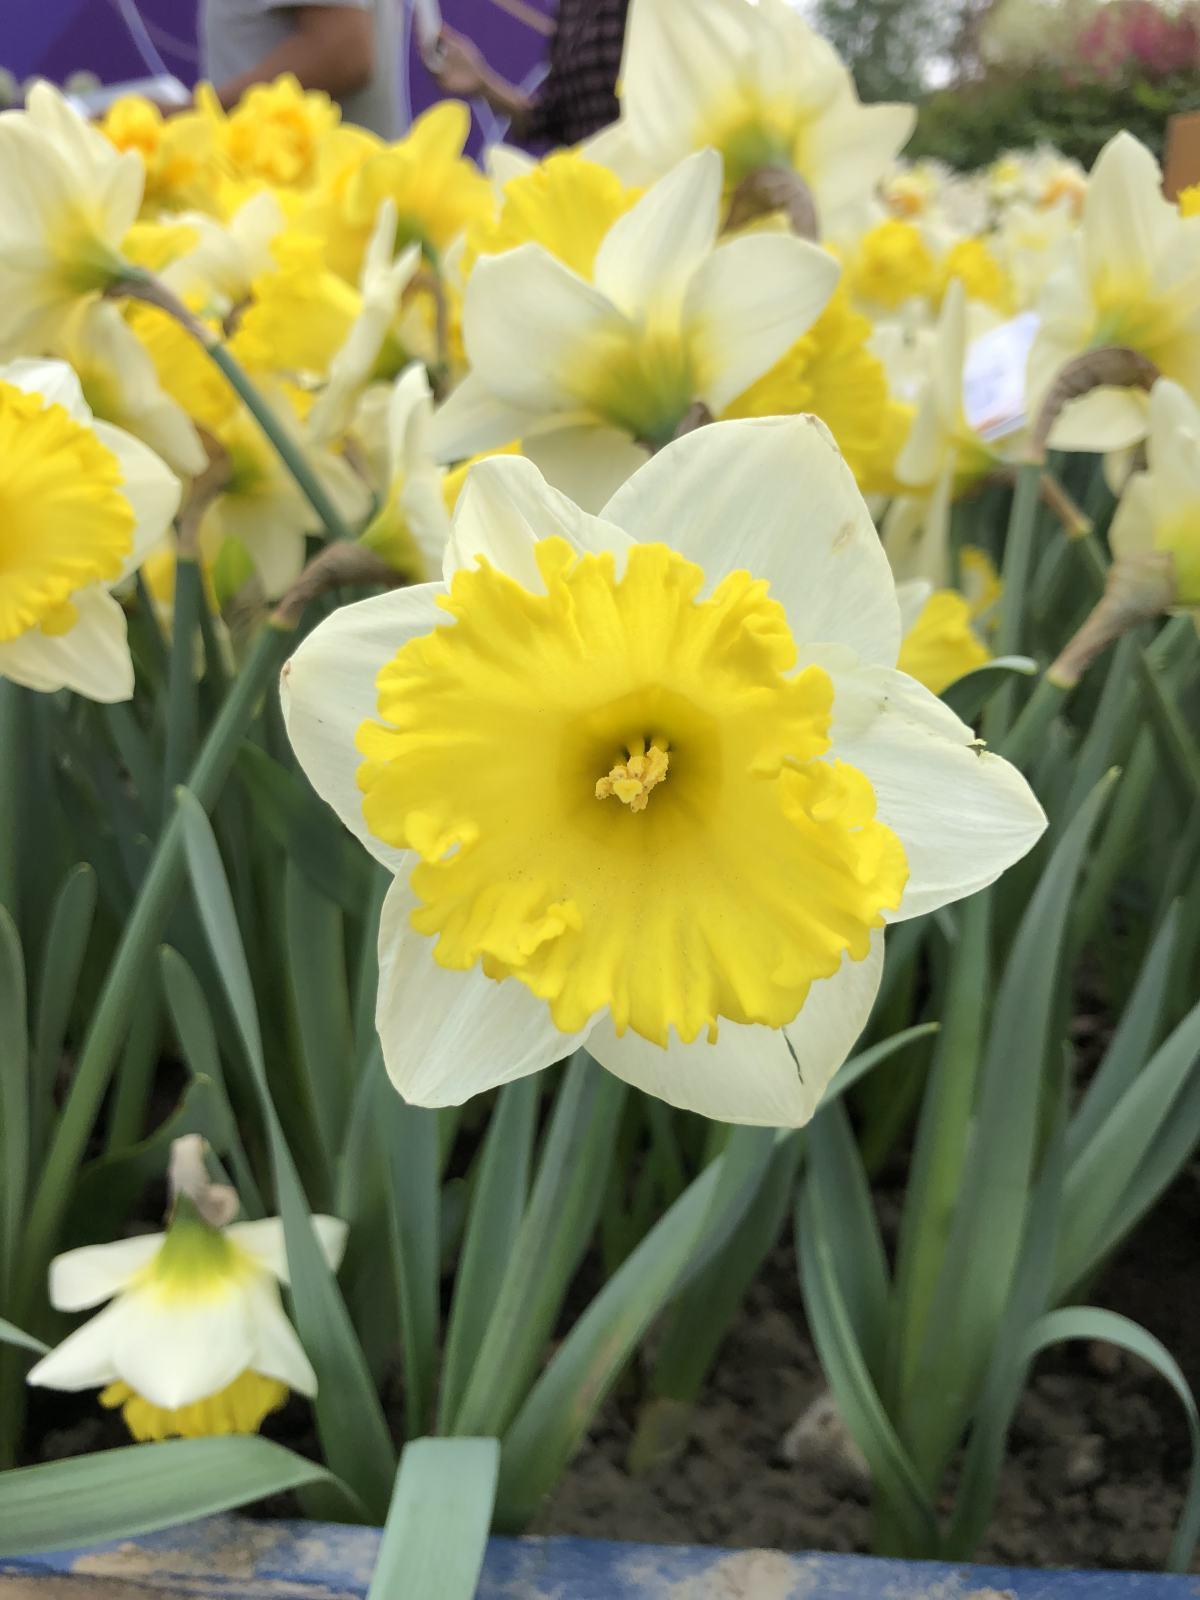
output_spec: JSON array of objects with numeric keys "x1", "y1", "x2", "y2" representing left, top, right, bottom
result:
[
  {"x1": 595, "y1": 738, "x2": 670, "y2": 812},
  {"x1": 0, "y1": 381, "x2": 135, "y2": 644},
  {"x1": 357, "y1": 538, "x2": 907, "y2": 1046}
]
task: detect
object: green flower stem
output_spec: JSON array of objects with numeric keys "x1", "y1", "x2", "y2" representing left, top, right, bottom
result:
[
  {"x1": 1000, "y1": 674, "x2": 1069, "y2": 771},
  {"x1": 117, "y1": 273, "x2": 354, "y2": 544},
  {"x1": 985, "y1": 462, "x2": 1042, "y2": 743},
  {"x1": 17, "y1": 621, "x2": 294, "y2": 1323},
  {"x1": 161, "y1": 556, "x2": 202, "y2": 825}
]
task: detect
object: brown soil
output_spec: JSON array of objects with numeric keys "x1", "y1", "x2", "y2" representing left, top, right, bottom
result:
[{"x1": 533, "y1": 1162, "x2": 1200, "y2": 1573}]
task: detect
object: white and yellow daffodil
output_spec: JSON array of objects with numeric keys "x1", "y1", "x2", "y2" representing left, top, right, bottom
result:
[
  {"x1": 356, "y1": 364, "x2": 451, "y2": 582},
  {"x1": 308, "y1": 201, "x2": 423, "y2": 444},
  {"x1": 430, "y1": 149, "x2": 840, "y2": 504},
  {"x1": 282, "y1": 417, "x2": 1044, "y2": 1127},
  {"x1": 1110, "y1": 378, "x2": 1200, "y2": 617},
  {"x1": 1027, "y1": 132, "x2": 1200, "y2": 452},
  {"x1": 27, "y1": 1206, "x2": 346, "y2": 1441},
  {"x1": 0, "y1": 358, "x2": 179, "y2": 700},
  {"x1": 198, "y1": 388, "x2": 370, "y2": 599},
  {"x1": 53, "y1": 301, "x2": 207, "y2": 478},
  {"x1": 593, "y1": 0, "x2": 913, "y2": 234},
  {"x1": 0, "y1": 83, "x2": 142, "y2": 356},
  {"x1": 162, "y1": 189, "x2": 287, "y2": 316}
]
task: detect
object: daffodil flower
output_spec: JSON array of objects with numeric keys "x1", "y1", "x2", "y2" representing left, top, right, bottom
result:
[
  {"x1": 1110, "y1": 378, "x2": 1200, "y2": 615},
  {"x1": 0, "y1": 83, "x2": 142, "y2": 356},
  {"x1": 356, "y1": 364, "x2": 451, "y2": 582},
  {"x1": 591, "y1": 0, "x2": 913, "y2": 233},
  {"x1": 308, "y1": 200, "x2": 423, "y2": 444},
  {"x1": 27, "y1": 1207, "x2": 346, "y2": 1441},
  {"x1": 430, "y1": 149, "x2": 840, "y2": 502},
  {"x1": 53, "y1": 301, "x2": 207, "y2": 478},
  {"x1": 1028, "y1": 131, "x2": 1200, "y2": 452},
  {"x1": 197, "y1": 386, "x2": 370, "y2": 598},
  {"x1": 0, "y1": 359, "x2": 179, "y2": 701},
  {"x1": 282, "y1": 418, "x2": 1044, "y2": 1127}
]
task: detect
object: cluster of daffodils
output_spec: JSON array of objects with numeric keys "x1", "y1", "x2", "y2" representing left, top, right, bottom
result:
[{"x1": 19, "y1": 0, "x2": 1200, "y2": 1452}]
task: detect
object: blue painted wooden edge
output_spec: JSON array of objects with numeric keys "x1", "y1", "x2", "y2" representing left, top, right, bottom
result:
[{"x1": 2, "y1": 1514, "x2": 1197, "y2": 1596}]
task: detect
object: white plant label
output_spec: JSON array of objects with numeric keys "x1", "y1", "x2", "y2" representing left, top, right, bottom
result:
[{"x1": 963, "y1": 311, "x2": 1040, "y2": 442}]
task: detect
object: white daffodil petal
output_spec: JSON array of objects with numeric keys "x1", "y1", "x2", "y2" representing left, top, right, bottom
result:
[
  {"x1": 588, "y1": 932, "x2": 882, "y2": 1127},
  {"x1": 685, "y1": 234, "x2": 840, "y2": 413},
  {"x1": 1084, "y1": 132, "x2": 1176, "y2": 291},
  {"x1": 588, "y1": 1018, "x2": 811, "y2": 1127},
  {"x1": 48, "y1": 1234, "x2": 165, "y2": 1311},
  {"x1": 592, "y1": 149, "x2": 721, "y2": 322},
  {"x1": 1048, "y1": 387, "x2": 1151, "y2": 454},
  {"x1": 280, "y1": 584, "x2": 447, "y2": 872},
  {"x1": 519, "y1": 426, "x2": 650, "y2": 514},
  {"x1": 831, "y1": 665, "x2": 1047, "y2": 919},
  {"x1": 90, "y1": 421, "x2": 182, "y2": 578},
  {"x1": 376, "y1": 877, "x2": 593, "y2": 1107},
  {"x1": 227, "y1": 1216, "x2": 348, "y2": 1283},
  {"x1": 242, "y1": 522, "x2": 307, "y2": 601},
  {"x1": 246, "y1": 1279, "x2": 318, "y2": 1396},
  {"x1": 0, "y1": 588, "x2": 133, "y2": 701},
  {"x1": 26, "y1": 1300, "x2": 123, "y2": 1392},
  {"x1": 447, "y1": 454, "x2": 632, "y2": 587},
  {"x1": 602, "y1": 415, "x2": 901, "y2": 666},
  {"x1": 461, "y1": 244, "x2": 629, "y2": 413},
  {"x1": 428, "y1": 373, "x2": 540, "y2": 464},
  {"x1": 112, "y1": 1290, "x2": 255, "y2": 1410},
  {"x1": 4, "y1": 356, "x2": 90, "y2": 420}
]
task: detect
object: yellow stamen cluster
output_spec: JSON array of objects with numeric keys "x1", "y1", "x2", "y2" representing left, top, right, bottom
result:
[{"x1": 595, "y1": 740, "x2": 670, "y2": 811}]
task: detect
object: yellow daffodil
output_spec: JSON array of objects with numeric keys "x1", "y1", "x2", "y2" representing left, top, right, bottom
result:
[
  {"x1": 0, "y1": 83, "x2": 142, "y2": 354},
  {"x1": 0, "y1": 359, "x2": 179, "y2": 700},
  {"x1": 896, "y1": 582, "x2": 990, "y2": 694},
  {"x1": 302, "y1": 103, "x2": 491, "y2": 286},
  {"x1": 1028, "y1": 132, "x2": 1200, "y2": 452},
  {"x1": 594, "y1": 0, "x2": 914, "y2": 234},
  {"x1": 27, "y1": 1204, "x2": 346, "y2": 1441},
  {"x1": 882, "y1": 160, "x2": 947, "y2": 220},
  {"x1": 282, "y1": 417, "x2": 1044, "y2": 1125},
  {"x1": 430, "y1": 150, "x2": 839, "y2": 501},
  {"x1": 722, "y1": 285, "x2": 909, "y2": 494},
  {"x1": 124, "y1": 299, "x2": 239, "y2": 436},
  {"x1": 100, "y1": 95, "x2": 223, "y2": 215},
  {"x1": 847, "y1": 219, "x2": 937, "y2": 311},
  {"x1": 198, "y1": 388, "x2": 370, "y2": 597},
  {"x1": 937, "y1": 238, "x2": 1013, "y2": 316},
  {"x1": 53, "y1": 301, "x2": 207, "y2": 477},
  {"x1": 1110, "y1": 378, "x2": 1200, "y2": 614},
  {"x1": 464, "y1": 152, "x2": 642, "y2": 282},
  {"x1": 210, "y1": 74, "x2": 340, "y2": 190},
  {"x1": 357, "y1": 364, "x2": 451, "y2": 581}
]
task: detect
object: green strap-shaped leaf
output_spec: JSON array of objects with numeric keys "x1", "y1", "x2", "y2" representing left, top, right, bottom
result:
[
  {"x1": 368, "y1": 1437, "x2": 499, "y2": 1600},
  {"x1": 900, "y1": 773, "x2": 1114, "y2": 1484},
  {"x1": 497, "y1": 1128, "x2": 781, "y2": 1530},
  {"x1": 32, "y1": 864, "x2": 96, "y2": 1139},
  {"x1": 452, "y1": 1055, "x2": 625, "y2": 1441},
  {"x1": 179, "y1": 789, "x2": 396, "y2": 1521},
  {"x1": 0, "y1": 1317, "x2": 48, "y2": 1358},
  {"x1": 940, "y1": 656, "x2": 1037, "y2": 723},
  {"x1": 1057, "y1": 992, "x2": 1200, "y2": 1299},
  {"x1": 0, "y1": 907, "x2": 28, "y2": 1302},
  {"x1": 797, "y1": 1181, "x2": 939, "y2": 1557},
  {"x1": 0, "y1": 1437, "x2": 361, "y2": 1558},
  {"x1": 439, "y1": 1077, "x2": 540, "y2": 1433}
]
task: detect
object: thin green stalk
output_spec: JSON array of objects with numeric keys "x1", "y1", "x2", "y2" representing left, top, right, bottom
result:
[
  {"x1": 17, "y1": 622, "x2": 293, "y2": 1320},
  {"x1": 120, "y1": 274, "x2": 353, "y2": 543},
  {"x1": 1000, "y1": 673, "x2": 1068, "y2": 770},
  {"x1": 0, "y1": 681, "x2": 23, "y2": 921},
  {"x1": 986, "y1": 462, "x2": 1042, "y2": 741},
  {"x1": 161, "y1": 556, "x2": 203, "y2": 824}
]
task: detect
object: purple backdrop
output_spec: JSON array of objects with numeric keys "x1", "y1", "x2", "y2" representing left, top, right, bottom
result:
[{"x1": 2, "y1": 0, "x2": 555, "y2": 152}]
